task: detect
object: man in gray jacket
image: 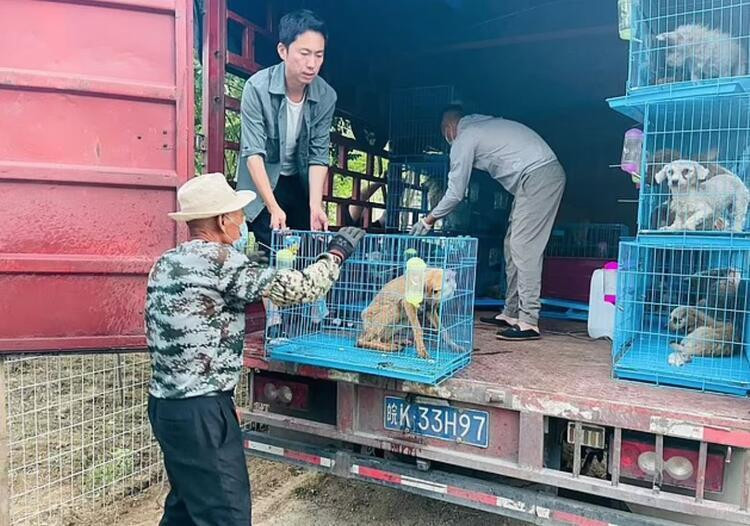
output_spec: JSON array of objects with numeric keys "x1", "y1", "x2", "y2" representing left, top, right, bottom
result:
[
  {"x1": 410, "y1": 105, "x2": 565, "y2": 341},
  {"x1": 236, "y1": 9, "x2": 337, "y2": 250}
]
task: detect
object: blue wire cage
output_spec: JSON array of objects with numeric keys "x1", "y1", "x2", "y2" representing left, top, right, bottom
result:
[
  {"x1": 613, "y1": 236, "x2": 750, "y2": 395},
  {"x1": 637, "y1": 94, "x2": 750, "y2": 236},
  {"x1": 389, "y1": 85, "x2": 456, "y2": 156},
  {"x1": 385, "y1": 156, "x2": 449, "y2": 233},
  {"x1": 265, "y1": 231, "x2": 478, "y2": 385},
  {"x1": 628, "y1": 0, "x2": 750, "y2": 97},
  {"x1": 546, "y1": 223, "x2": 630, "y2": 259},
  {"x1": 385, "y1": 158, "x2": 512, "y2": 235}
]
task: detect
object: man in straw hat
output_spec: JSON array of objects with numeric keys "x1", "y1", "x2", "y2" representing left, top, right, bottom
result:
[{"x1": 145, "y1": 173, "x2": 364, "y2": 525}]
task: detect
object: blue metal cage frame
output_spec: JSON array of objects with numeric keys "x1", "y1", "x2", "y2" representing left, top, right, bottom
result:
[
  {"x1": 546, "y1": 223, "x2": 630, "y2": 259},
  {"x1": 636, "y1": 94, "x2": 750, "y2": 237},
  {"x1": 628, "y1": 0, "x2": 750, "y2": 98},
  {"x1": 613, "y1": 236, "x2": 750, "y2": 395},
  {"x1": 264, "y1": 231, "x2": 478, "y2": 385},
  {"x1": 389, "y1": 85, "x2": 456, "y2": 157}
]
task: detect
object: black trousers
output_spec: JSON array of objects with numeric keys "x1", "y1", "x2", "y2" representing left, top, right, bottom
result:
[
  {"x1": 148, "y1": 393, "x2": 251, "y2": 526},
  {"x1": 250, "y1": 175, "x2": 310, "y2": 253}
]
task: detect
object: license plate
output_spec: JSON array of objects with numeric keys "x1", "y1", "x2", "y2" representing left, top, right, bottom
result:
[{"x1": 383, "y1": 396, "x2": 489, "y2": 448}]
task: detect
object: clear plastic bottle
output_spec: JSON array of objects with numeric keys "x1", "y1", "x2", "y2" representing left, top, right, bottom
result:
[
  {"x1": 283, "y1": 235, "x2": 301, "y2": 256},
  {"x1": 617, "y1": 0, "x2": 631, "y2": 41},
  {"x1": 268, "y1": 248, "x2": 295, "y2": 331},
  {"x1": 276, "y1": 248, "x2": 295, "y2": 270},
  {"x1": 311, "y1": 297, "x2": 329, "y2": 324},
  {"x1": 404, "y1": 256, "x2": 427, "y2": 306},
  {"x1": 620, "y1": 128, "x2": 644, "y2": 186}
]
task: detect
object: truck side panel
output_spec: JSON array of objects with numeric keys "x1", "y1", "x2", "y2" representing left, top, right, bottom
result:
[{"x1": 0, "y1": 0, "x2": 194, "y2": 351}]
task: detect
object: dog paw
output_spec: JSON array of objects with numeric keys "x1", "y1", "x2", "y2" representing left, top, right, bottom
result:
[
  {"x1": 668, "y1": 352, "x2": 690, "y2": 367},
  {"x1": 416, "y1": 347, "x2": 431, "y2": 359}
]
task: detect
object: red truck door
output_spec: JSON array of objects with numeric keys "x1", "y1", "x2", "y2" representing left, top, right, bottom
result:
[{"x1": 0, "y1": 0, "x2": 194, "y2": 351}]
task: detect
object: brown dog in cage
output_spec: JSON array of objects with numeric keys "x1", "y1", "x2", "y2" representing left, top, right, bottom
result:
[
  {"x1": 667, "y1": 306, "x2": 735, "y2": 366},
  {"x1": 667, "y1": 268, "x2": 744, "y2": 367},
  {"x1": 356, "y1": 268, "x2": 464, "y2": 359}
]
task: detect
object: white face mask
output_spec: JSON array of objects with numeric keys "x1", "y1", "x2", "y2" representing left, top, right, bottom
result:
[{"x1": 225, "y1": 216, "x2": 249, "y2": 254}]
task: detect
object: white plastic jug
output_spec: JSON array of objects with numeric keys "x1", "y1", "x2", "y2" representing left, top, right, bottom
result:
[{"x1": 588, "y1": 268, "x2": 616, "y2": 340}]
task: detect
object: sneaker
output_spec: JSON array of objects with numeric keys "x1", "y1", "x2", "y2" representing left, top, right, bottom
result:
[{"x1": 496, "y1": 326, "x2": 541, "y2": 341}]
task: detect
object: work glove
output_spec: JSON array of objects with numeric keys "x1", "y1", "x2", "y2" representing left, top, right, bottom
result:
[
  {"x1": 326, "y1": 227, "x2": 365, "y2": 263},
  {"x1": 409, "y1": 218, "x2": 433, "y2": 236}
]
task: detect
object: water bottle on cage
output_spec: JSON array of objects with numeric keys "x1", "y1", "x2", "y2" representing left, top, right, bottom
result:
[
  {"x1": 267, "y1": 248, "x2": 295, "y2": 334},
  {"x1": 404, "y1": 255, "x2": 427, "y2": 306}
]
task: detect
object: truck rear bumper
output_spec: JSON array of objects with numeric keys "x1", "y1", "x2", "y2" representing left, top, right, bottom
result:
[{"x1": 243, "y1": 430, "x2": 684, "y2": 526}]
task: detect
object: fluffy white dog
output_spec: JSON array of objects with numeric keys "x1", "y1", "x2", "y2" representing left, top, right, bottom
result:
[
  {"x1": 656, "y1": 24, "x2": 748, "y2": 81},
  {"x1": 654, "y1": 160, "x2": 749, "y2": 232}
]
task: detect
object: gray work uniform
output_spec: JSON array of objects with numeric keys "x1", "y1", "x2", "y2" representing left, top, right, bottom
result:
[{"x1": 431, "y1": 115, "x2": 566, "y2": 325}]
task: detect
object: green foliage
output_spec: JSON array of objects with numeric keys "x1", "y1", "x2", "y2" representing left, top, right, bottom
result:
[{"x1": 85, "y1": 448, "x2": 135, "y2": 492}]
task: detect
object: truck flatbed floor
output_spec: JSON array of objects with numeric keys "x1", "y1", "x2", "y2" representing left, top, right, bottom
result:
[{"x1": 245, "y1": 314, "x2": 750, "y2": 444}]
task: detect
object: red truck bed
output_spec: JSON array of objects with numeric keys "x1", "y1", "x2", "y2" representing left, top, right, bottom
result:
[{"x1": 246, "y1": 315, "x2": 750, "y2": 444}]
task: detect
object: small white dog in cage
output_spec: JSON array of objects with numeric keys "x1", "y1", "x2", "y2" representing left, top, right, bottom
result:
[
  {"x1": 654, "y1": 160, "x2": 750, "y2": 232},
  {"x1": 656, "y1": 24, "x2": 748, "y2": 82},
  {"x1": 357, "y1": 268, "x2": 464, "y2": 359},
  {"x1": 667, "y1": 305, "x2": 736, "y2": 366}
]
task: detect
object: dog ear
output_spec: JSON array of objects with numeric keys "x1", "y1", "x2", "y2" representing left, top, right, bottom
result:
[
  {"x1": 696, "y1": 163, "x2": 711, "y2": 182},
  {"x1": 654, "y1": 164, "x2": 669, "y2": 184}
]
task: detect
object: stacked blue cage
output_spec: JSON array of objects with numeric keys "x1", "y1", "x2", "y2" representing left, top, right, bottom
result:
[
  {"x1": 546, "y1": 224, "x2": 630, "y2": 259},
  {"x1": 265, "y1": 231, "x2": 478, "y2": 385},
  {"x1": 611, "y1": 0, "x2": 750, "y2": 395}
]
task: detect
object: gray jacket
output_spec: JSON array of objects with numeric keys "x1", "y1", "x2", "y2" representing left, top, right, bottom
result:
[
  {"x1": 236, "y1": 62, "x2": 337, "y2": 221},
  {"x1": 431, "y1": 115, "x2": 558, "y2": 219}
]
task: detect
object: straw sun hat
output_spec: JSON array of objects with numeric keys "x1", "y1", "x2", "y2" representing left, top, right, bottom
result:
[{"x1": 168, "y1": 173, "x2": 256, "y2": 221}]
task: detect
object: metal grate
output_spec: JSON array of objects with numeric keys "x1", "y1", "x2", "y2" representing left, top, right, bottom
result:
[
  {"x1": 546, "y1": 223, "x2": 630, "y2": 259},
  {"x1": 385, "y1": 158, "x2": 512, "y2": 235},
  {"x1": 389, "y1": 85, "x2": 456, "y2": 156},
  {"x1": 628, "y1": 0, "x2": 750, "y2": 92},
  {"x1": 264, "y1": 231, "x2": 478, "y2": 384},
  {"x1": 385, "y1": 156, "x2": 449, "y2": 233},
  {"x1": 639, "y1": 94, "x2": 750, "y2": 235},
  {"x1": 4, "y1": 352, "x2": 163, "y2": 525},
  {"x1": 613, "y1": 237, "x2": 750, "y2": 396}
]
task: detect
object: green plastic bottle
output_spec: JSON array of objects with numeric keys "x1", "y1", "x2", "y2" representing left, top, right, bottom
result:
[
  {"x1": 276, "y1": 248, "x2": 295, "y2": 270},
  {"x1": 404, "y1": 257, "x2": 427, "y2": 306}
]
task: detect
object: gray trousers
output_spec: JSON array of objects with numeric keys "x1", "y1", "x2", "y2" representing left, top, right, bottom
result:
[{"x1": 502, "y1": 161, "x2": 566, "y2": 325}]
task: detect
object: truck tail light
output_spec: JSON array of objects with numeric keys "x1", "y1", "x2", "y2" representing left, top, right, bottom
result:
[
  {"x1": 620, "y1": 438, "x2": 725, "y2": 492},
  {"x1": 254, "y1": 376, "x2": 309, "y2": 411}
]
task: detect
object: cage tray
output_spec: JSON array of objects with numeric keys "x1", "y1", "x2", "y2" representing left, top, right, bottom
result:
[
  {"x1": 614, "y1": 334, "x2": 750, "y2": 397},
  {"x1": 608, "y1": 78, "x2": 750, "y2": 122},
  {"x1": 267, "y1": 332, "x2": 471, "y2": 385}
]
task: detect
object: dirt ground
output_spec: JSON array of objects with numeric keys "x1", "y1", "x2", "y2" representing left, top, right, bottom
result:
[{"x1": 96, "y1": 458, "x2": 527, "y2": 526}]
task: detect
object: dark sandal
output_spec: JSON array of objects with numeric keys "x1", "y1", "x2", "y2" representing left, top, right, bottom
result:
[{"x1": 479, "y1": 315, "x2": 514, "y2": 328}]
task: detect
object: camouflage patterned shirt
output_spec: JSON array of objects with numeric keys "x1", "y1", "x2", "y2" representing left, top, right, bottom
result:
[{"x1": 145, "y1": 240, "x2": 339, "y2": 399}]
